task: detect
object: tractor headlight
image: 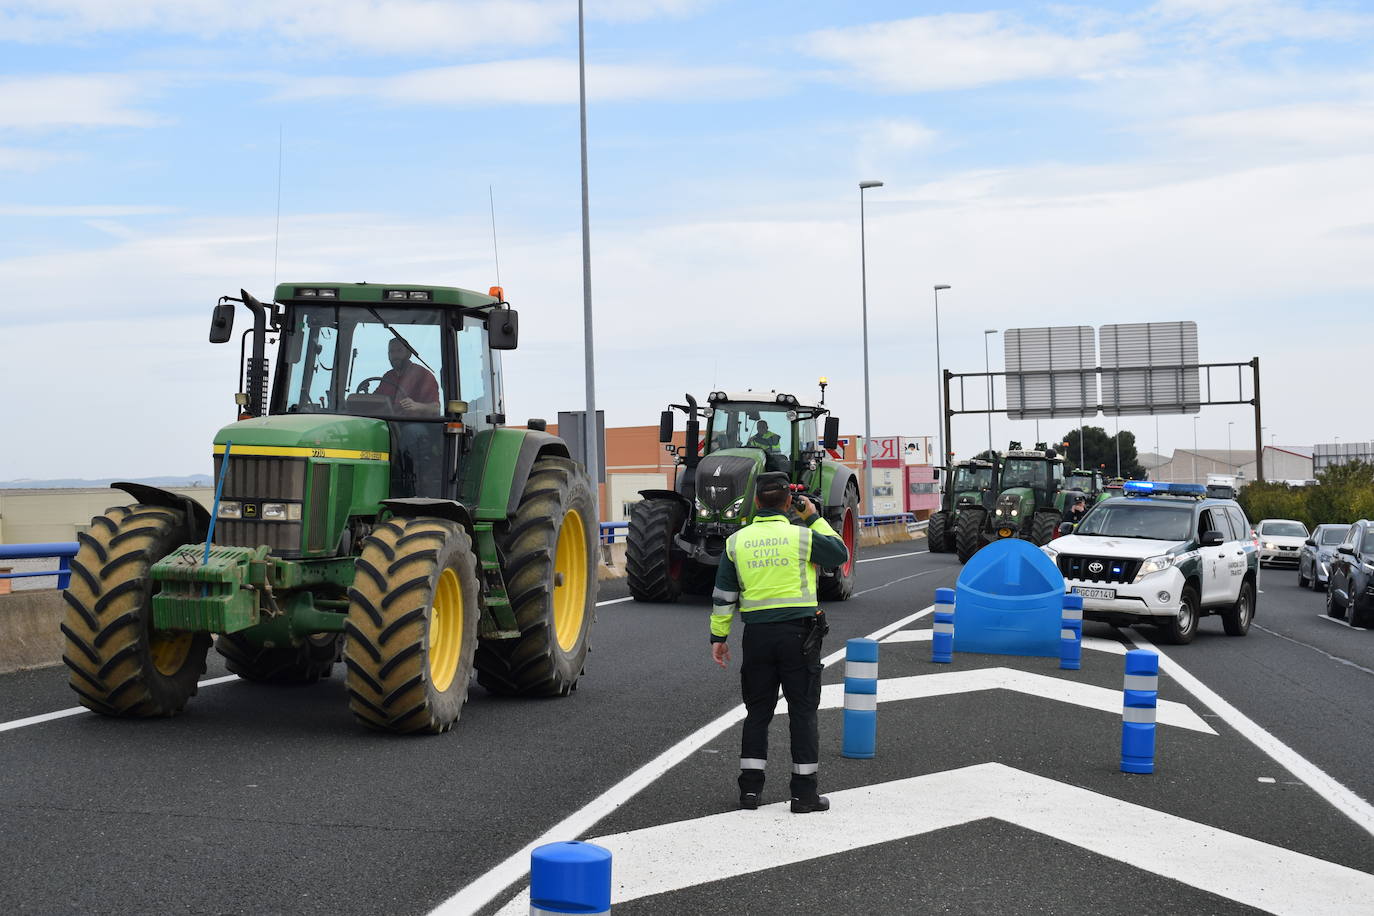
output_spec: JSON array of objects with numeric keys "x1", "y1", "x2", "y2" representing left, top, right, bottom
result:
[
  {"x1": 217, "y1": 501, "x2": 242, "y2": 519},
  {"x1": 723, "y1": 497, "x2": 746, "y2": 520},
  {"x1": 995, "y1": 508, "x2": 1004, "y2": 517},
  {"x1": 695, "y1": 498, "x2": 712, "y2": 519},
  {"x1": 1134, "y1": 554, "x2": 1174, "y2": 583},
  {"x1": 262, "y1": 502, "x2": 302, "y2": 521},
  {"x1": 1011, "y1": 509, "x2": 1019, "y2": 517}
]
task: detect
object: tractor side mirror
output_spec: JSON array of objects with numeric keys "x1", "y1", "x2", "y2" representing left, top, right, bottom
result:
[
  {"x1": 822, "y1": 416, "x2": 840, "y2": 451},
  {"x1": 487, "y1": 308, "x2": 519, "y2": 350},
  {"x1": 209, "y1": 302, "x2": 236, "y2": 344},
  {"x1": 658, "y1": 411, "x2": 674, "y2": 443}
]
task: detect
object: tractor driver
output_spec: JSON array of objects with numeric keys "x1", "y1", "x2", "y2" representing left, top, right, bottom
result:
[
  {"x1": 747, "y1": 420, "x2": 782, "y2": 451},
  {"x1": 377, "y1": 338, "x2": 440, "y2": 416}
]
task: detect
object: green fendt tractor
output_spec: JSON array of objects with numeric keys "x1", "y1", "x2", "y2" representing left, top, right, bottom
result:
[
  {"x1": 956, "y1": 442, "x2": 1067, "y2": 563},
  {"x1": 1063, "y1": 468, "x2": 1107, "y2": 504},
  {"x1": 61, "y1": 283, "x2": 598, "y2": 734},
  {"x1": 625, "y1": 390, "x2": 859, "y2": 602},
  {"x1": 926, "y1": 456, "x2": 999, "y2": 554}
]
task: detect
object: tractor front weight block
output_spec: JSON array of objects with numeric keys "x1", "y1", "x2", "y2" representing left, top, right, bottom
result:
[{"x1": 151, "y1": 544, "x2": 267, "y2": 633}]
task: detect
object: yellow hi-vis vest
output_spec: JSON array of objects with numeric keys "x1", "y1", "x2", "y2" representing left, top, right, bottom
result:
[{"x1": 726, "y1": 515, "x2": 819, "y2": 614}]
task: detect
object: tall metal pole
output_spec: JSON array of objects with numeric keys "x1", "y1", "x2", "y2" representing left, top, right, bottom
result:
[
  {"x1": 1227, "y1": 421, "x2": 1234, "y2": 474},
  {"x1": 983, "y1": 330, "x2": 995, "y2": 453},
  {"x1": 859, "y1": 181, "x2": 883, "y2": 512},
  {"x1": 577, "y1": 0, "x2": 599, "y2": 511},
  {"x1": 1252, "y1": 357, "x2": 1264, "y2": 484},
  {"x1": 1115, "y1": 417, "x2": 1121, "y2": 477},
  {"x1": 934, "y1": 285, "x2": 949, "y2": 464},
  {"x1": 1192, "y1": 416, "x2": 1199, "y2": 485}
]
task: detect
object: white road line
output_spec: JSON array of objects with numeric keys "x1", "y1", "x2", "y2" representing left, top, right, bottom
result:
[
  {"x1": 1255, "y1": 623, "x2": 1374, "y2": 675},
  {"x1": 882, "y1": 629, "x2": 1129, "y2": 655},
  {"x1": 1313, "y1": 614, "x2": 1369, "y2": 633},
  {"x1": 1125, "y1": 629, "x2": 1374, "y2": 838},
  {"x1": 494, "y1": 763, "x2": 1374, "y2": 916},
  {"x1": 0, "y1": 674, "x2": 240, "y2": 735},
  {"x1": 856, "y1": 551, "x2": 924, "y2": 564},
  {"x1": 435, "y1": 605, "x2": 937, "y2": 916},
  {"x1": 596, "y1": 596, "x2": 635, "y2": 607}
]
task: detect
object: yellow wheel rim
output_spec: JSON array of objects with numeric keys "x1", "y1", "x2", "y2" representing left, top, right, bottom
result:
[
  {"x1": 149, "y1": 631, "x2": 193, "y2": 676},
  {"x1": 429, "y1": 567, "x2": 463, "y2": 693},
  {"x1": 552, "y1": 509, "x2": 588, "y2": 653}
]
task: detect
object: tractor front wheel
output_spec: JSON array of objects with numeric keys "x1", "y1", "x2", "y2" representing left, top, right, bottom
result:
[
  {"x1": 927, "y1": 511, "x2": 948, "y2": 553},
  {"x1": 1029, "y1": 510, "x2": 1060, "y2": 547},
  {"x1": 476, "y1": 457, "x2": 598, "y2": 697},
  {"x1": 955, "y1": 508, "x2": 986, "y2": 564},
  {"x1": 61, "y1": 504, "x2": 211, "y2": 717},
  {"x1": 818, "y1": 487, "x2": 859, "y2": 602},
  {"x1": 626, "y1": 498, "x2": 685, "y2": 603},
  {"x1": 343, "y1": 517, "x2": 480, "y2": 734},
  {"x1": 215, "y1": 632, "x2": 340, "y2": 684}
]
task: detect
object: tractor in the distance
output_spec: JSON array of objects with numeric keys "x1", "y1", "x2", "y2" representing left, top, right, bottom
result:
[
  {"x1": 956, "y1": 442, "x2": 1067, "y2": 562},
  {"x1": 62, "y1": 282, "x2": 597, "y2": 735},
  {"x1": 625, "y1": 390, "x2": 859, "y2": 602},
  {"x1": 926, "y1": 456, "x2": 999, "y2": 554},
  {"x1": 1063, "y1": 468, "x2": 1108, "y2": 505}
]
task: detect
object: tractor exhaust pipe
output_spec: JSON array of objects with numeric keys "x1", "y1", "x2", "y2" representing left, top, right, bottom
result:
[
  {"x1": 683, "y1": 393, "x2": 700, "y2": 469},
  {"x1": 240, "y1": 289, "x2": 270, "y2": 418}
]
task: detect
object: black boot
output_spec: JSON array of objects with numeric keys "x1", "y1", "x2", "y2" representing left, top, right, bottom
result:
[
  {"x1": 790, "y1": 795, "x2": 830, "y2": 814},
  {"x1": 739, "y1": 792, "x2": 760, "y2": 810}
]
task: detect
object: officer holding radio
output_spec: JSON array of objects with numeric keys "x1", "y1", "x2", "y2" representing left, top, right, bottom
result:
[{"x1": 709, "y1": 472, "x2": 849, "y2": 813}]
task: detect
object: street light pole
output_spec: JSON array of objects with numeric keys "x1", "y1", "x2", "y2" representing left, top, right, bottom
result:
[
  {"x1": 1227, "y1": 421, "x2": 1234, "y2": 474},
  {"x1": 577, "y1": 0, "x2": 599, "y2": 512},
  {"x1": 934, "y1": 285, "x2": 950, "y2": 466},
  {"x1": 1192, "y1": 416, "x2": 1199, "y2": 484},
  {"x1": 859, "y1": 180, "x2": 883, "y2": 512},
  {"x1": 983, "y1": 329, "x2": 996, "y2": 453}
]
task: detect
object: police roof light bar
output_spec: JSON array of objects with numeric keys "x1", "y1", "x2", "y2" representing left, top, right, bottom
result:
[{"x1": 1123, "y1": 480, "x2": 1207, "y2": 498}]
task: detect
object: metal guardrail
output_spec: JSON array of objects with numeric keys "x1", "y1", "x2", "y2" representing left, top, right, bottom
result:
[
  {"x1": 0, "y1": 542, "x2": 77, "y2": 589},
  {"x1": 600, "y1": 516, "x2": 926, "y2": 544}
]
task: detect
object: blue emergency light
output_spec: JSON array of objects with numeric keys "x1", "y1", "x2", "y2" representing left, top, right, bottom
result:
[{"x1": 1123, "y1": 480, "x2": 1207, "y2": 497}]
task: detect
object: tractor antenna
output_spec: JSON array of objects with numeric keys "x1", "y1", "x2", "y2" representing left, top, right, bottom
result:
[
  {"x1": 488, "y1": 184, "x2": 502, "y2": 287},
  {"x1": 271, "y1": 125, "x2": 283, "y2": 292}
]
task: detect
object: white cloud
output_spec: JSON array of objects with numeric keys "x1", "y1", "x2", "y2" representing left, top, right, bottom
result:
[
  {"x1": 1165, "y1": 102, "x2": 1374, "y2": 150},
  {"x1": 0, "y1": 204, "x2": 176, "y2": 216},
  {"x1": 0, "y1": 146, "x2": 70, "y2": 170},
  {"x1": 803, "y1": 12, "x2": 1142, "y2": 92},
  {"x1": 279, "y1": 58, "x2": 782, "y2": 105},
  {"x1": 0, "y1": 74, "x2": 160, "y2": 129},
  {"x1": 1147, "y1": 0, "x2": 1374, "y2": 46}
]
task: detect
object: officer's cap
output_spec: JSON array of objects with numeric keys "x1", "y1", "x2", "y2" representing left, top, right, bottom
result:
[{"x1": 756, "y1": 472, "x2": 791, "y2": 495}]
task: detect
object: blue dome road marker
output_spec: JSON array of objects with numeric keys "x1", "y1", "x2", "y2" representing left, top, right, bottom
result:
[{"x1": 530, "y1": 841, "x2": 612, "y2": 916}]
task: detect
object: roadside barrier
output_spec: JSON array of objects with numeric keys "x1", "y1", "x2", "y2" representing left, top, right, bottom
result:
[
  {"x1": 1121, "y1": 649, "x2": 1159, "y2": 774},
  {"x1": 1060, "y1": 594, "x2": 1083, "y2": 670},
  {"x1": 931, "y1": 588, "x2": 955, "y2": 663},
  {"x1": 0, "y1": 543, "x2": 76, "y2": 592},
  {"x1": 529, "y1": 841, "x2": 612, "y2": 916},
  {"x1": 842, "y1": 638, "x2": 879, "y2": 759}
]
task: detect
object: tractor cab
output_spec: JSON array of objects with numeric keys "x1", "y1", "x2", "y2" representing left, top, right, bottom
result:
[
  {"x1": 1063, "y1": 468, "x2": 1107, "y2": 508},
  {"x1": 702, "y1": 390, "x2": 820, "y2": 476}
]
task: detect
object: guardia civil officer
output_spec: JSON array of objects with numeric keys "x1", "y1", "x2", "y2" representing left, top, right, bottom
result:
[{"x1": 709, "y1": 472, "x2": 849, "y2": 813}]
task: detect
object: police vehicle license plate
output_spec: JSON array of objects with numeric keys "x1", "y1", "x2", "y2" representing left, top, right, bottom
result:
[{"x1": 1073, "y1": 586, "x2": 1115, "y2": 600}]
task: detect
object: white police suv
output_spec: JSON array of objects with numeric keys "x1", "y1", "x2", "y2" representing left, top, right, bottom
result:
[{"x1": 1042, "y1": 481, "x2": 1260, "y2": 644}]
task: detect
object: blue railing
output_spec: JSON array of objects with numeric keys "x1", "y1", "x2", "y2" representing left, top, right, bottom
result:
[
  {"x1": 600, "y1": 522, "x2": 629, "y2": 545},
  {"x1": 0, "y1": 542, "x2": 78, "y2": 590}
]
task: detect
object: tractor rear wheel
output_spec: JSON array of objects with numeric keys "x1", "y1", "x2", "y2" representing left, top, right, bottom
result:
[
  {"x1": 476, "y1": 457, "x2": 597, "y2": 697},
  {"x1": 927, "y1": 511, "x2": 948, "y2": 553},
  {"x1": 818, "y1": 487, "x2": 859, "y2": 601},
  {"x1": 955, "y1": 508, "x2": 986, "y2": 564},
  {"x1": 215, "y1": 632, "x2": 340, "y2": 684},
  {"x1": 626, "y1": 498, "x2": 685, "y2": 603},
  {"x1": 60, "y1": 504, "x2": 211, "y2": 717},
  {"x1": 343, "y1": 517, "x2": 480, "y2": 734},
  {"x1": 1029, "y1": 510, "x2": 1060, "y2": 547}
]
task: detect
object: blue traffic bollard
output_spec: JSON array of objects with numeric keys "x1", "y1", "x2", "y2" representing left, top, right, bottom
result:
[
  {"x1": 1060, "y1": 594, "x2": 1083, "y2": 670},
  {"x1": 1120, "y1": 649, "x2": 1159, "y2": 774},
  {"x1": 530, "y1": 841, "x2": 612, "y2": 915},
  {"x1": 842, "y1": 638, "x2": 879, "y2": 759},
  {"x1": 931, "y1": 587, "x2": 955, "y2": 664}
]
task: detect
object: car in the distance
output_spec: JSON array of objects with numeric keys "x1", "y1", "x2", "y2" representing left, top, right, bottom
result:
[
  {"x1": 1326, "y1": 521, "x2": 1374, "y2": 628},
  {"x1": 1256, "y1": 518, "x2": 1309, "y2": 567},
  {"x1": 1044, "y1": 481, "x2": 1259, "y2": 645},
  {"x1": 1298, "y1": 524, "x2": 1350, "y2": 591}
]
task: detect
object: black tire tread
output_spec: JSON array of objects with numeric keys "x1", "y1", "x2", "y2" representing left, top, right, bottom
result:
[
  {"x1": 927, "y1": 511, "x2": 948, "y2": 553},
  {"x1": 955, "y1": 508, "x2": 986, "y2": 564},
  {"x1": 818, "y1": 487, "x2": 859, "y2": 602},
  {"x1": 625, "y1": 499, "x2": 684, "y2": 603}
]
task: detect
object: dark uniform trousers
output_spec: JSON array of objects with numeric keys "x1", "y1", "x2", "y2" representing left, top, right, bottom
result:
[{"x1": 738, "y1": 617, "x2": 823, "y2": 801}]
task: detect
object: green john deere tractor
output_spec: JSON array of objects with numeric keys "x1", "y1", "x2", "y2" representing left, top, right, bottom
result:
[
  {"x1": 926, "y1": 456, "x2": 999, "y2": 554},
  {"x1": 956, "y1": 442, "x2": 1067, "y2": 563},
  {"x1": 61, "y1": 283, "x2": 598, "y2": 734},
  {"x1": 625, "y1": 390, "x2": 859, "y2": 602}
]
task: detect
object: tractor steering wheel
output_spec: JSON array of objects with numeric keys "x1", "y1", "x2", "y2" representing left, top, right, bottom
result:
[{"x1": 355, "y1": 376, "x2": 385, "y2": 395}]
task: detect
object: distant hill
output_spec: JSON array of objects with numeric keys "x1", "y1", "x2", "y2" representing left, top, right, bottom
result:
[{"x1": 0, "y1": 475, "x2": 213, "y2": 490}]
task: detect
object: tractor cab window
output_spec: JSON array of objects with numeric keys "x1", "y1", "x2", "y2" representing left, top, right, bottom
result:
[
  {"x1": 456, "y1": 316, "x2": 495, "y2": 430},
  {"x1": 706, "y1": 406, "x2": 793, "y2": 458},
  {"x1": 797, "y1": 417, "x2": 819, "y2": 453},
  {"x1": 954, "y1": 466, "x2": 992, "y2": 491},
  {"x1": 1001, "y1": 458, "x2": 1048, "y2": 490},
  {"x1": 1065, "y1": 472, "x2": 1094, "y2": 491}
]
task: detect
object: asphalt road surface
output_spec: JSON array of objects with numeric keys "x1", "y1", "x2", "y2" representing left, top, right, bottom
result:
[{"x1": 1, "y1": 542, "x2": 1371, "y2": 915}]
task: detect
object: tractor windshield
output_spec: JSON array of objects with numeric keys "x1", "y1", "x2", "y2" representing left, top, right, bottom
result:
[
  {"x1": 1001, "y1": 458, "x2": 1052, "y2": 490},
  {"x1": 1065, "y1": 473, "x2": 1094, "y2": 490},
  {"x1": 706, "y1": 405, "x2": 793, "y2": 457},
  {"x1": 953, "y1": 466, "x2": 992, "y2": 491},
  {"x1": 277, "y1": 305, "x2": 446, "y2": 418}
]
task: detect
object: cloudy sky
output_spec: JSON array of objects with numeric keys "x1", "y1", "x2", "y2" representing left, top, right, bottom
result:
[{"x1": 2, "y1": 0, "x2": 1372, "y2": 480}]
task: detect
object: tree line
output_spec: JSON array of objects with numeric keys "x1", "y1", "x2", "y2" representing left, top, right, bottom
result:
[{"x1": 1239, "y1": 461, "x2": 1374, "y2": 528}]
